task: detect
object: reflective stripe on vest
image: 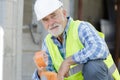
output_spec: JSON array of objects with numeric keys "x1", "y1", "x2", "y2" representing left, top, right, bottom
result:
[
  {"x1": 104, "y1": 54, "x2": 120, "y2": 80},
  {"x1": 46, "y1": 19, "x2": 120, "y2": 80},
  {"x1": 69, "y1": 64, "x2": 83, "y2": 76}
]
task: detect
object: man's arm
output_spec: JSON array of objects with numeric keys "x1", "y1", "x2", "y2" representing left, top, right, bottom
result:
[
  {"x1": 72, "y1": 21, "x2": 109, "y2": 64},
  {"x1": 57, "y1": 21, "x2": 110, "y2": 80},
  {"x1": 57, "y1": 56, "x2": 76, "y2": 80},
  {"x1": 32, "y1": 69, "x2": 41, "y2": 80},
  {"x1": 32, "y1": 40, "x2": 55, "y2": 80}
]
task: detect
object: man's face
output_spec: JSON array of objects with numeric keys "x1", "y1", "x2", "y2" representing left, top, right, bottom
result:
[{"x1": 41, "y1": 8, "x2": 67, "y2": 37}]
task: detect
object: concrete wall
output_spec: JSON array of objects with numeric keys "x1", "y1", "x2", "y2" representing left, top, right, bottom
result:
[
  {"x1": 23, "y1": 0, "x2": 32, "y2": 25},
  {"x1": 0, "y1": 26, "x2": 4, "y2": 80},
  {"x1": 0, "y1": 0, "x2": 23, "y2": 80}
]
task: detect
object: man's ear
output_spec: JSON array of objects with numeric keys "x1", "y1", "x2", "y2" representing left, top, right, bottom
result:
[{"x1": 63, "y1": 9, "x2": 67, "y2": 17}]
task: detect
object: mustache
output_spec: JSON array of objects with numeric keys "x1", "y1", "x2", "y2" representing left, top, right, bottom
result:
[{"x1": 48, "y1": 23, "x2": 60, "y2": 30}]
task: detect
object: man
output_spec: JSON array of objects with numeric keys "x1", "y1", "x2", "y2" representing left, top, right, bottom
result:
[{"x1": 32, "y1": 0, "x2": 120, "y2": 80}]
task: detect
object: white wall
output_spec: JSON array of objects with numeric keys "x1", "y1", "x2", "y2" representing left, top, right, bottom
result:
[{"x1": 0, "y1": 26, "x2": 4, "y2": 80}]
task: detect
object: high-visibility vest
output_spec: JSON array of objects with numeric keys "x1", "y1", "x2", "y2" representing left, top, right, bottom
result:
[{"x1": 45, "y1": 19, "x2": 120, "y2": 80}]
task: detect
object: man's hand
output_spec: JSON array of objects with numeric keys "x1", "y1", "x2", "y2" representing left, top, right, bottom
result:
[
  {"x1": 33, "y1": 51, "x2": 48, "y2": 76},
  {"x1": 37, "y1": 66, "x2": 46, "y2": 76},
  {"x1": 57, "y1": 56, "x2": 76, "y2": 80}
]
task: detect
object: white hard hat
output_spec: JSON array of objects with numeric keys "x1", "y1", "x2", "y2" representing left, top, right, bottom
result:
[{"x1": 34, "y1": 0, "x2": 63, "y2": 21}]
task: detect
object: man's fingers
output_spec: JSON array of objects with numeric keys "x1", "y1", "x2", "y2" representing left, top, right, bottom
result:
[{"x1": 37, "y1": 67, "x2": 44, "y2": 71}]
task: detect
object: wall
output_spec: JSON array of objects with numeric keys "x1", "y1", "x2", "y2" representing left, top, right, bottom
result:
[
  {"x1": 82, "y1": 0, "x2": 104, "y2": 28},
  {"x1": 23, "y1": 0, "x2": 32, "y2": 25},
  {"x1": 0, "y1": 0, "x2": 23, "y2": 80}
]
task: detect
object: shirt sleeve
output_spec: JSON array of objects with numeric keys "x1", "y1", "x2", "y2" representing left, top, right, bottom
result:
[
  {"x1": 72, "y1": 21, "x2": 109, "y2": 64},
  {"x1": 32, "y1": 69, "x2": 40, "y2": 80},
  {"x1": 42, "y1": 39, "x2": 56, "y2": 71}
]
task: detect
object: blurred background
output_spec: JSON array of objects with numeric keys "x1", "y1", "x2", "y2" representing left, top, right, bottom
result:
[{"x1": 0, "y1": 0, "x2": 120, "y2": 80}]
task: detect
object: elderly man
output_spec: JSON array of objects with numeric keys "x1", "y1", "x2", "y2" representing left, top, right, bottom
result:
[{"x1": 32, "y1": 0, "x2": 120, "y2": 80}]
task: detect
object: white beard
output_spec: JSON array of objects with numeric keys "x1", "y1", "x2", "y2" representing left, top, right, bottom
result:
[{"x1": 48, "y1": 23, "x2": 64, "y2": 37}]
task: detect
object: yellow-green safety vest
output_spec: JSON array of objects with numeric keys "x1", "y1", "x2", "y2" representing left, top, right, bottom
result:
[{"x1": 45, "y1": 19, "x2": 120, "y2": 80}]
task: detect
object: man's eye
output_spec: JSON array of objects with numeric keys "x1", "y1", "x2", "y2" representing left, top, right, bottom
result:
[
  {"x1": 51, "y1": 14, "x2": 57, "y2": 19},
  {"x1": 42, "y1": 18, "x2": 48, "y2": 21}
]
